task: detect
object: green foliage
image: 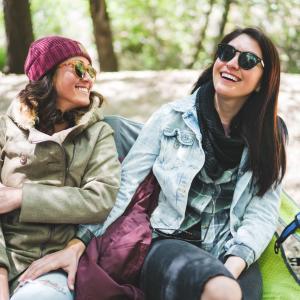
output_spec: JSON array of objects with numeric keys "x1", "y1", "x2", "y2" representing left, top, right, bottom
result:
[
  {"x1": 0, "y1": 0, "x2": 299, "y2": 72},
  {"x1": 0, "y1": 47, "x2": 6, "y2": 71},
  {"x1": 30, "y1": 0, "x2": 93, "y2": 45},
  {"x1": 107, "y1": 0, "x2": 200, "y2": 70}
]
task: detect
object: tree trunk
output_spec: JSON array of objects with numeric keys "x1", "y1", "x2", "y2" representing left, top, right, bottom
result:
[
  {"x1": 89, "y1": 0, "x2": 118, "y2": 72},
  {"x1": 214, "y1": 0, "x2": 232, "y2": 46},
  {"x1": 186, "y1": 0, "x2": 215, "y2": 69},
  {"x1": 3, "y1": 0, "x2": 34, "y2": 74}
]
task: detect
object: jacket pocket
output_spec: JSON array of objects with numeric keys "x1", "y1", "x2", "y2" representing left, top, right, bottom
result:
[{"x1": 158, "y1": 127, "x2": 195, "y2": 169}]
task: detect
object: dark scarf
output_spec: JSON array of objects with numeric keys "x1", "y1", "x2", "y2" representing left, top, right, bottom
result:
[{"x1": 195, "y1": 81, "x2": 245, "y2": 180}]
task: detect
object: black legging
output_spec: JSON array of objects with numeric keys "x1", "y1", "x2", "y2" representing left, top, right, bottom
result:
[{"x1": 140, "y1": 239, "x2": 262, "y2": 300}]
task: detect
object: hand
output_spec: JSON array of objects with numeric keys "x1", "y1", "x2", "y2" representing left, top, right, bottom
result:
[
  {"x1": 19, "y1": 239, "x2": 86, "y2": 290},
  {"x1": 0, "y1": 183, "x2": 22, "y2": 214},
  {"x1": 0, "y1": 267, "x2": 9, "y2": 300},
  {"x1": 224, "y1": 256, "x2": 246, "y2": 279}
]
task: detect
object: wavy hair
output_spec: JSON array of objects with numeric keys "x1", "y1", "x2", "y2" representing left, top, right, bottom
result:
[{"x1": 192, "y1": 27, "x2": 287, "y2": 197}]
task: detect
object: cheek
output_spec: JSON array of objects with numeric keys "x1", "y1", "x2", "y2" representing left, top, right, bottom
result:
[
  {"x1": 55, "y1": 76, "x2": 75, "y2": 94},
  {"x1": 245, "y1": 70, "x2": 263, "y2": 89}
]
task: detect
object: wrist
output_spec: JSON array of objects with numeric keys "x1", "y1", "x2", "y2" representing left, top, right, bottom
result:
[
  {"x1": 67, "y1": 239, "x2": 86, "y2": 258},
  {"x1": 224, "y1": 256, "x2": 246, "y2": 279},
  {"x1": 13, "y1": 188, "x2": 23, "y2": 209}
]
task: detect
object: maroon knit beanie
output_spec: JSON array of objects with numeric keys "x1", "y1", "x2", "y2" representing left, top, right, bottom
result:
[{"x1": 24, "y1": 36, "x2": 92, "y2": 81}]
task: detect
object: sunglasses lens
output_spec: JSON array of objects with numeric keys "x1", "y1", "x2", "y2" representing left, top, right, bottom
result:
[
  {"x1": 239, "y1": 52, "x2": 259, "y2": 70},
  {"x1": 217, "y1": 44, "x2": 235, "y2": 62},
  {"x1": 87, "y1": 66, "x2": 97, "y2": 79},
  {"x1": 74, "y1": 62, "x2": 96, "y2": 79},
  {"x1": 74, "y1": 62, "x2": 85, "y2": 78}
]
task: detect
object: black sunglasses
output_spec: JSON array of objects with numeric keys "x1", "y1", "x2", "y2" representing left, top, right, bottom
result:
[
  {"x1": 59, "y1": 60, "x2": 97, "y2": 79},
  {"x1": 217, "y1": 43, "x2": 264, "y2": 70}
]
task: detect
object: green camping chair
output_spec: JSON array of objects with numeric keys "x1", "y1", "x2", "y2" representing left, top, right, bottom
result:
[
  {"x1": 105, "y1": 115, "x2": 300, "y2": 300},
  {"x1": 259, "y1": 190, "x2": 300, "y2": 299}
]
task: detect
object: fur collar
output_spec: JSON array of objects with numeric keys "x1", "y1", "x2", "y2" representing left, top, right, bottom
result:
[{"x1": 6, "y1": 97, "x2": 103, "y2": 131}]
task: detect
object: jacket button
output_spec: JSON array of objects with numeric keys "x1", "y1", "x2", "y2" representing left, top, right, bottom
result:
[{"x1": 20, "y1": 154, "x2": 27, "y2": 165}]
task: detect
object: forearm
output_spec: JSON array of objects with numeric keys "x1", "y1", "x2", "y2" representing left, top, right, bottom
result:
[
  {"x1": 20, "y1": 181, "x2": 119, "y2": 224},
  {"x1": 0, "y1": 267, "x2": 9, "y2": 300},
  {"x1": 224, "y1": 256, "x2": 246, "y2": 279}
]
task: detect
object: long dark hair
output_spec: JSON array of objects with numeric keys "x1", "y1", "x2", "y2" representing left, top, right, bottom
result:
[
  {"x1": 192, "y1": 27, "x2": 287, "y2": 197},
  {"x1": 18, "y1": 69, "x2": 103, "y2": 135}
]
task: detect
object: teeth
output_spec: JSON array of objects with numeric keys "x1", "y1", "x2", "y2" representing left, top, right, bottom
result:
[
  {"x1": 77, "y1": 87, "x2": 89, "y2": 93},
  {"x1": 221, "y1": 72, "x2": 239, "y2": 82}
]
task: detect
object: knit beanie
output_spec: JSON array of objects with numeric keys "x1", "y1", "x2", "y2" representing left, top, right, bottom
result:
[{"x1": 24, "y1": 36, "x2": 92, "y2": 81}]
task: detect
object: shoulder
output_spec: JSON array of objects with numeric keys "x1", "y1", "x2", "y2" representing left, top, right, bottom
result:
[
  {"x1": 151, "y1": 93, "x2": 197, "y2": 120},
  {"x1": 89, "y1": 119, "x2": 115, "y2": 138}
]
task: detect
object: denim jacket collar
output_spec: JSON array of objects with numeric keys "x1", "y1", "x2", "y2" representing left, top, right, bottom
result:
[{"x1": 170, "y1": 89, "x2": 249, "y2": 178}]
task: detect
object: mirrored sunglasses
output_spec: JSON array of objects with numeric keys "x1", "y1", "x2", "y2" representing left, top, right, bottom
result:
[
  {"x1": 59, "y1": 60, "x2": 97, "y2": 79},
  {"x1": 217, "y1": 43, "x2": 264, "y2": 70}
]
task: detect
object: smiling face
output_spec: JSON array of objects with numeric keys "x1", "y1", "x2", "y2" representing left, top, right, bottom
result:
[
  {"x1": 53, "y1": 56, "x2": 94, "y2": 112},
  {"x1": 212, "y1": 34, "x2": 264, "y2": 106}
]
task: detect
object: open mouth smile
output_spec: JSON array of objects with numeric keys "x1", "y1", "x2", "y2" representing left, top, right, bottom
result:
[{"x1": 220, "y1": 72, "x2": 241, "y2": 82}]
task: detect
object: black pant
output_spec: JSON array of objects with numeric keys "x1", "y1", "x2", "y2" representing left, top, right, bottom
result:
[{"x1": 140, "y1": 239, "x2": 262, "y2": 300}]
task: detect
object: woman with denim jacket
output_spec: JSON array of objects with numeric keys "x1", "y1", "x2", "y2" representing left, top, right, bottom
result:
[{"x1": 21, "y1": 28, "x2": 287, "y2": 300}]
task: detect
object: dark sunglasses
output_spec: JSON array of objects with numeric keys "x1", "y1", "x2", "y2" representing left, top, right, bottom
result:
[
  {"x1": 217, "y1": 43, "x2": 264, "y2": 70},
  {"x1": 59, "y1": 60, "x2": 97, "y2": 79}
]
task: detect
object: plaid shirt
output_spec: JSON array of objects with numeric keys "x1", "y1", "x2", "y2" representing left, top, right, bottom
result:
[{"x1": 180, "y1": 167, "x2": 237, "y2": 259}]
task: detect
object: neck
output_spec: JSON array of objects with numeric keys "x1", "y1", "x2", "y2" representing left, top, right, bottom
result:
[
  {"x1": 214, "y1": 94, "x2": 246, "y2": 128},
  {"x1": 54, "y1": 122, "x2": 68, "y2": 133}
]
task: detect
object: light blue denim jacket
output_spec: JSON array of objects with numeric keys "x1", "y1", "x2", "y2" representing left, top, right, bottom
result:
[{"x1": 83, "y1": 91, "x2": 281, "y2": 266}]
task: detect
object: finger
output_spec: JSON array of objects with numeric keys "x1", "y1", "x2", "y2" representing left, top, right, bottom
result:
[
  {"x1": 19, "y1": 258, "x2": 58, "y2": 281},
  {"x1": 67, "y1": 271, "x2": 75, "y2": 290},
  {"x1": 66, "y1": 263, "x2": 77, "y2": 290}
]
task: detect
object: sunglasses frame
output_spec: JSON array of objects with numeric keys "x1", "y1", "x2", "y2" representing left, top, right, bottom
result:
[
  {"x1": 217, "y1": 43, "x2": 264, "y2": 70},
  {"x1": 59, "y1": 60, "x2": 97, "y2": 80}
]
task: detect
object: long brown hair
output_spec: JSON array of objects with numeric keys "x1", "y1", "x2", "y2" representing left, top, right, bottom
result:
[
  {"x1": 192, "y1": 27, "x2": 287, "y2": 197},
  {"x1": 18, "y1": 69, "x2": 103, "y2": 135}
]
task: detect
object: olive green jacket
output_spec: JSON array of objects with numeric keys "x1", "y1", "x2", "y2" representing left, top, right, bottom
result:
[{"x1": 0, "y1": 98, "x2": 120, "y2": 282}]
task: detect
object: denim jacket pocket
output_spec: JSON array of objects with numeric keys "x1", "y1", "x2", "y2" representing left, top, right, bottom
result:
[{"x1": 158, "y1": 127, "x2": 195, "y2": 169}]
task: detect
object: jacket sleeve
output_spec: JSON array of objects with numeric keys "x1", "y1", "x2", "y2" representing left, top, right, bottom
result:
[
  {"x1": 0, "y1": 116, "x2": 10, "y2": 271},
  {"x1": 19, "y1": 124, "x2": 121, "y2": 224},
  {"x1": 224, "y1": 182, "x2": 281, "y2": 267},
  {"x1": 80, "y1": 105, "x2": 168, "y2": 238}
]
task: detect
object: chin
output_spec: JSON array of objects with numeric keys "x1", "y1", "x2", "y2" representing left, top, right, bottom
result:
[{"x1": 76, "y1": 97, "x2": 90, "y2": 108}]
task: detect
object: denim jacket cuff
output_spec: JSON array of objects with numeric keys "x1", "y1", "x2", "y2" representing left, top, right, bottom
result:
[
  {"x1": 225, "y1": 244, "x2": 255, "y2": 268},
  {"x1": 75, "y1": 227, "x2": 95, "y2": 247}
]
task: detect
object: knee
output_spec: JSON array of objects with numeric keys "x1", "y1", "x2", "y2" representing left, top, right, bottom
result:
[{"x1": 201, "y1": 275, "x2": 242, "y2": 300}]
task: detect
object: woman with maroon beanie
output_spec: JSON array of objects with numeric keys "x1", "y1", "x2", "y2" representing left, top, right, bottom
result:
[{"x1": 0, "y1": 36, "x2": 120, "y2": 300}]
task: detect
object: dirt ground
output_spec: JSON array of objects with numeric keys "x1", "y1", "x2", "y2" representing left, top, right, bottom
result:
[{"x1": 0, "y1": 70, "x2": 299, "y2": 205}]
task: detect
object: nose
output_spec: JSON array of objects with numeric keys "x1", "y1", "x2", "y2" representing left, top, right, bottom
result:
[
  {"x1": 82, "y1": 71, "x2": 94, "y2": 82},
  {"x1": 226, "y1": 53, "x2": 239, "y2": 70}
]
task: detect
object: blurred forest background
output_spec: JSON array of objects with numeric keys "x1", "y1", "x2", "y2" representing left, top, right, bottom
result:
[
  {"x1": 0, "y1": 0, "x2": 299, "y2": 74},
  {"x1": 0, "y1": 0, "x2": 300, "y2": 202}
]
